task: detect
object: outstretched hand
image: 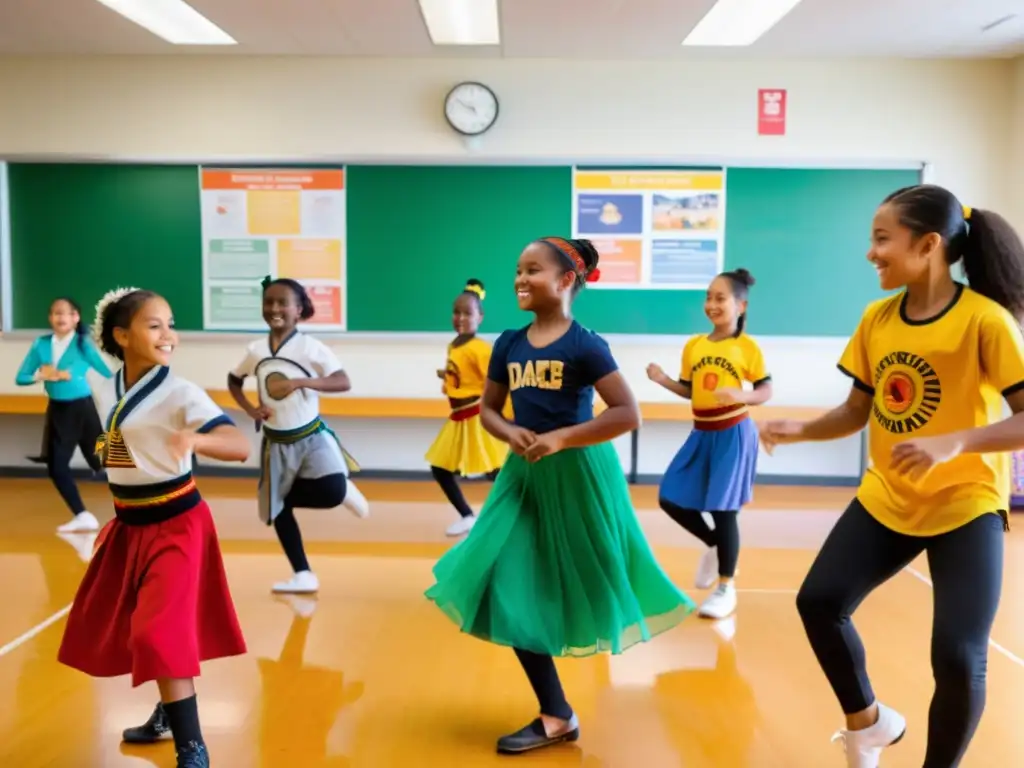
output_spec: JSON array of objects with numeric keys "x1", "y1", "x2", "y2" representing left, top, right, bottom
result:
[{"x1": 759, "y1": 419, "x2": 805, "y2": 455}]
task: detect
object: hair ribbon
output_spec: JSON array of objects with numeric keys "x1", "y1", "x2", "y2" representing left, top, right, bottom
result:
[
  {"x1": 542, "y1": 237, "x2": 601, "y2": 283},
  {"x1": 962, "y1": 205, "x2": 972, "y2": 221},
  {"x1": 465, "y1": 283, "x2": 486, "y2": 300}
]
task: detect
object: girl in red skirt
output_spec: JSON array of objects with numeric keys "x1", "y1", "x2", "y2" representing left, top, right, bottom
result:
[{"x1": 57, "y1": 287, "x2": 250, "y2": 768}]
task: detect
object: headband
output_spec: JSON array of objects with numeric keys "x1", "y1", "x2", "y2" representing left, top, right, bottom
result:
[
  {"x1": 541, "y1": 237, "x2": 602, "y2": 283},
  {"x1": 464, "y1": 283, "x2": 486, "y2": 300},
  {"x1": 962, "y1": 205, "x2": 972, "y2": 221},
  {"x1": 92, "y1": 286, "x2": 141, "y2": 346}
]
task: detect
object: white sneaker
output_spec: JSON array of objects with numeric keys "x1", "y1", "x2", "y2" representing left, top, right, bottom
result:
[
  {"x1": 698, "y1": 583, "x2": 737, "y2": 619},
  {"x1": 272, "y1": 569, "x2": 320, "y2": 594},
  {"x1": 342, "y1": 480, "x2": 370, "y2": 519},
  {"x1": 57, "y1": 511, "x2": 99, "y2": 533},
  {"x1": 446, "y1": 515, "x2": 476, "y2": 537},
  {"x1": 695, "y1": 546, "x2": 719, "y2": 589},
  {"x1": 831, "y1": 702, "x2": 906, "y2": 768}
]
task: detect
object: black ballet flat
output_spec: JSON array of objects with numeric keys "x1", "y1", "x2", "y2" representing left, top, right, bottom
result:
[{"x1": 496, "y1": 714, "x2": 580, "y2": 754}]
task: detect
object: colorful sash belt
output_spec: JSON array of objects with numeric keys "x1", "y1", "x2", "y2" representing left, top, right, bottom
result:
[{"x1": 109, "y1": 473, "x2": 201, "y2": 525}]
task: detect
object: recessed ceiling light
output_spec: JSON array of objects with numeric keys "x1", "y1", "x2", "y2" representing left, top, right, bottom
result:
[
  {"x1": 683, "y1": 0, "x2": 804, "y2": 47},
  {"x1": 95, "y1": 0, "x2": 237, "y2": 45},
  {"x1": 418, "y1": 0, "x2": 500, "y2": 45}
]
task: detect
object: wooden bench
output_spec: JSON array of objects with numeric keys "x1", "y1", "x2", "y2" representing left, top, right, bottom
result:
[{"x1": 0, "y1": 394, "x2": 832, "y2": 483}]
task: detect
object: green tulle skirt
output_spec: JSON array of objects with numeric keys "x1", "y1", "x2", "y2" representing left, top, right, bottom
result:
[{"x1": 425, "y1": 443, "x2": 696, "y2": 657}]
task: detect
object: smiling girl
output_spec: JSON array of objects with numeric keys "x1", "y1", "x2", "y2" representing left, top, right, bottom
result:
[
  {"x1": 57, "y1": 288, "x2": 250, "y2": 768},
  {"x1": 647, "y1": 268, "x2": 771, "y2": 620},
  {"x1": 227, "y1": 277, "x2": 369, "y2": 594},
  {"x1": 762, "y1": 185, "x2": 1024, "y2": 767},
  {"x1": 425, "y1": 278, "x2": 507, "y2": 536},
  {"x1": 15, "y1": 296, "x2": 112, "y2": 532},
  {"x1": 426, "y1": 237, "x2": 694, "y2": 755}
]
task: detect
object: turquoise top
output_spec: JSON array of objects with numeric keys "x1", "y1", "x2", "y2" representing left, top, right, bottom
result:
[{"x1": 15, "y1": 333, "x2": 113, "y2": 401}]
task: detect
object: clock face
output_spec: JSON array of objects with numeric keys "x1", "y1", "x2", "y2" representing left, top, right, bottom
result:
[{"x1": 444, "y1": 82, "x2": 499, "y2": 136}]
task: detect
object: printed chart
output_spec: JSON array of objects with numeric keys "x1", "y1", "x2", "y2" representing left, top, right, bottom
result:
[
  {"x1": 572, "y1": 168, "x2": 726, "y2": 289},
  {"x1": 200, "y1": 168, "x2": 347, "y2": 330}
]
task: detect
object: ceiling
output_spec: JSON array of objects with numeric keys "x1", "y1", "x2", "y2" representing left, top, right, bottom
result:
[{"x1": 0, "y1": 0, "x2": 1022, "y2": 58}]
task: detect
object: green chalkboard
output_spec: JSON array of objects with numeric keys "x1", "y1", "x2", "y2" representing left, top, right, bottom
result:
[
  {"x1": 9, "y1": 164, "x2": 203, "y2": 330},
  {"x1": 8, "y1": 163, "x2": 918, "y2": 335}
]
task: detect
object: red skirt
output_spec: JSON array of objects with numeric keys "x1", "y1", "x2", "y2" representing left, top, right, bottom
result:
[{"x1": 58, "y1": 480, "x2": 246, "y2": 687}]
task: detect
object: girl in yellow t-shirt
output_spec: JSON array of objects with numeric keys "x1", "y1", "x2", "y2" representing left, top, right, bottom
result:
[
  {"x1": 426, "y1": 279, "x2": 507, "y2": 537},
  {"x1": 647, "y1": 268, "x2": 772, "y2": 622},
  {"x1": 762, "y1": 185, "x2": 1024, "y2": 767}
]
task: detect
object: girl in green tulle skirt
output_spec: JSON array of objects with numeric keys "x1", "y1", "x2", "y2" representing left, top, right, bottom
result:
[{"x1": 425, "y1": 237, "x2": 695, "y2": 755}]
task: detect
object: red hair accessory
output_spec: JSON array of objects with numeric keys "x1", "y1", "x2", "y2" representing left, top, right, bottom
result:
[{"x1": 543, "y1": 237, "x2": 595, "y2": 283}]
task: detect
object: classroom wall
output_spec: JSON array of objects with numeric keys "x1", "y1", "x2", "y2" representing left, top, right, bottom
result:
[
  {"x1": 1013, "y1": 57, "x2": 1024, "y2": 231},
  {"x1": 0, "y1": 54, "x2": 1019, "y2": 484}
]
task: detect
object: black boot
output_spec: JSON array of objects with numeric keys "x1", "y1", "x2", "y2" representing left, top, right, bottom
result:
[{"x1": 121, "y1": 702, "x2": 172, "y2": 743}]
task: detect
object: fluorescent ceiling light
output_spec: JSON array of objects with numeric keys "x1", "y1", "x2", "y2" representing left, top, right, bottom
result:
[
  {"x1": 419, "y1": 0, "x2": 500, "y2": 45},
  {"x1": 95, "y1": 0, "x2": 237, "y2": 45},
  {"x1": 683, "y1": 0, "x2": 803, "y2": 47}
]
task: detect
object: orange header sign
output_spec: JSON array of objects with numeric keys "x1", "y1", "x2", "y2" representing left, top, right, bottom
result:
[{"x1": 201, "y1": 168, "x2": 344, "y2": 191}]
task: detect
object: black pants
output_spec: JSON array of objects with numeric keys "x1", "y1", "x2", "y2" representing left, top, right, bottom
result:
[
  {"x1": 659, "y1": 499, "x2": 740, "y2": 578},
  {"x1": 38, "y1": 397, "x2": 103, "y2": 517},
  {"x1": 797, "y1": 499, "x2": 1004, "y2": 767},
  {"x1": 273, "y1": 474, "x2": 348, "y2": 573},
  {"x1": 430, "y1": 466, "x2": 499, "y2": 518},
  {"x1": 514, "y1": 648, "x2": 573, "y2": 720}
]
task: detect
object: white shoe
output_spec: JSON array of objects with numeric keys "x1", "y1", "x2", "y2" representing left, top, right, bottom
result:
[
  {"x1": 698, "y1": 583, "x2": 737, "y2": 619},
  {"x1": 57, "y1": 511, "x2": 99, "y2": 533},
  {"x1": 342, "y1": 480, "x2": 370, "y2": 519},
  {"x1": 695, "y1": 546, "x2": 719, "y2": 589},
  {"x1": 272, "y1": 570, "x2": 320, "y2": 594},
  {"x1": 446, "y1": 515, "x2": 476, "y2": 537},
  {"x1": 831, "y1": 702, "x2": 906, "y2": 767}
]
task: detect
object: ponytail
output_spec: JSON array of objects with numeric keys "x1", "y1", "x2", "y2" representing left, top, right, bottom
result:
[{"x1": 958, "y1": 208, "x2": 1024, "y2": 321}]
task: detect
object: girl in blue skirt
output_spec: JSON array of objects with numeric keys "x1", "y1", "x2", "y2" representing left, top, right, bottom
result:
[
  {"x1": 426, "y1": 236, "x2": 694, "y2": 756},
  {"x1": 646, "y1": 269, "x2": 772, "y2": 620}
]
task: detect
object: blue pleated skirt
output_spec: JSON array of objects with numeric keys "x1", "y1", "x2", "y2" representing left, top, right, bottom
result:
[{"x1": 658, "y1": 417, "x2": 759, "y2": 512}]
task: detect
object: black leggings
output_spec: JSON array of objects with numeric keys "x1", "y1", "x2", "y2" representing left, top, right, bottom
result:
[
  {"x1": 430, "y1": 465, "x2": 499, "y2": 518},
  {"x1": 41, "y1": 397, "x2": 104, "y2": 517},
  {"x1": 514, "y1": 648, "x2": 573, "y2": 720},
  {"x1": 659, "y1": 499, "x2": 740, "y2": 578},
  {"x1": 273, "y1": 474, "x2": 348, "y2": 573},
  {"x1": 797, "y1": 499, "x2": 1004, "y2": 767}
]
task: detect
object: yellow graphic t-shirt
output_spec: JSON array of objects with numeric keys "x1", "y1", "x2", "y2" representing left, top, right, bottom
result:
[
  {"x1": 443, "y1": 337, "x2": 492, "y2": 400},
  {"x1": 839, "y1": 284, "x2": 1024, "y2": 535},
  {"x1": 680, "y1": 334, "x2": 770, "y2": 418}
]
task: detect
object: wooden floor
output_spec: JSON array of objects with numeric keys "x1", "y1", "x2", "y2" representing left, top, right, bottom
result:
[{"x1": 2, "y1": 477, "x2": 1024, "y2": 767}]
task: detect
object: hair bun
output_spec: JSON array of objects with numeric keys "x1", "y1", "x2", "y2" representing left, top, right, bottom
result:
[
  {"x1": 464, "y1": 278, "x2": 486, "y2": 301},
  {"x1": 730, "y1": 268, "x2": 755, "y2": 286},
  {"x1": 571, "y1": 238, "x2": 601, "y2": 271}
]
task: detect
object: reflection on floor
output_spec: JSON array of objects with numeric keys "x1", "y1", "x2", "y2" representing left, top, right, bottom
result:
[{"x1": 0, "y1": 478, "x2": 1021, "y2": 766}]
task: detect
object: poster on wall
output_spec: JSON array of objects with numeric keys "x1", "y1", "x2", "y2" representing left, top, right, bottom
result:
[
  {"x1": 758, "y1": 88, "x2": 787, "y2": 135},
  {"x1": 571, "y1": 167, "x2": 726, "y2": 290},
  {"x1": 200, "y1": 168, "x2": 347, "y2": 330}
]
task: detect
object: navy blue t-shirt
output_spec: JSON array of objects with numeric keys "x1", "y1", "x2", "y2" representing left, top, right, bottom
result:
[{"x1": 488, "y1": 321, "x2": 619, "y2": 433}]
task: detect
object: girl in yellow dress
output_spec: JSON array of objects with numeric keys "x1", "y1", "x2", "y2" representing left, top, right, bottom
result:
[{"x1": 426, "y1": 279, "x2": 507, "y2": 536}]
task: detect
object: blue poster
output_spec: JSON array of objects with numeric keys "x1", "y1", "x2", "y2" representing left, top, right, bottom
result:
[
  {"x1": 650, "y1": 239, "x2": 720, "y2": 285},
  {"x1": 576, "y1": 194, "x2": 643, "y2": 235}
]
